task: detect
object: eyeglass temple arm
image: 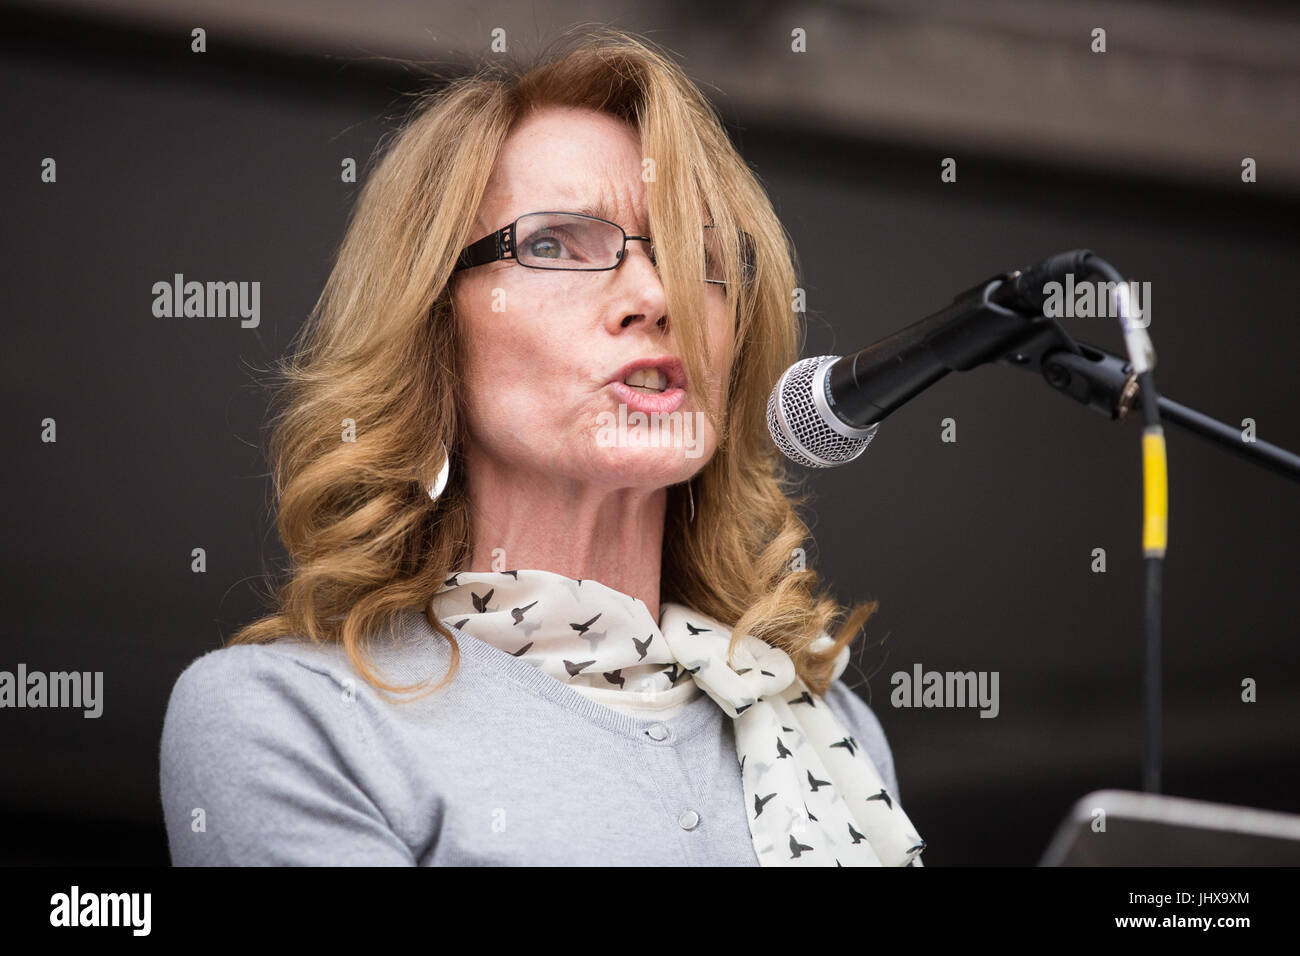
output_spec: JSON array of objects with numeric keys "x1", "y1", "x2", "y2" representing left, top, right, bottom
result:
[{"x1": 453, "y1": 225, "x2": 513, "y2": 272}]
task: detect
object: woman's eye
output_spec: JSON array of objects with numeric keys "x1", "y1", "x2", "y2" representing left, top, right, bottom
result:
[{"x1": 525, "y1": 235, "x2": 565, "y2": 259}]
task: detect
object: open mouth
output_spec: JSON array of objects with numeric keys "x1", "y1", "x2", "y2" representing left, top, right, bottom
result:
[
  {"x1": 608, "y1": 357, "x2": 687, "y2": 413},
  {"x1": 622, "y1": 367, "x2": 671, "y2": 395}
]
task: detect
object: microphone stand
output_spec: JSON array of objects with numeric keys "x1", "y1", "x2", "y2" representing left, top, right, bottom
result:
[
  {"x1": 826, "y1": 266, "x2": 1299, "y2": 792},
  {"x1": 988, "y1": 292, "x2": 1300, "y2": 797}
]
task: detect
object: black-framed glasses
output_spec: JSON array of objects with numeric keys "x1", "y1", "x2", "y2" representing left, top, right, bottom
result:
[{"x1": 452, "y1": 211, "x2": 755, "y2": 287}]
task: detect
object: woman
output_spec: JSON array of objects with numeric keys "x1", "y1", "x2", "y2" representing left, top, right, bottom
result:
[{"x1": 160, "y1": 26, "x2": 924, "y2": 867}]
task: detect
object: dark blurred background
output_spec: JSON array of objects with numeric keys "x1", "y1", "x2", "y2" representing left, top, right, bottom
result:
[{"x1": 2, "y1": 0, "x2": 1297, "y2": 865}]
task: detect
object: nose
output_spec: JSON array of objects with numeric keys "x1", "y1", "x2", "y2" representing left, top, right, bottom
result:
[{"x1": 610, "y1": 239, "x2": 668, "y2": 333}]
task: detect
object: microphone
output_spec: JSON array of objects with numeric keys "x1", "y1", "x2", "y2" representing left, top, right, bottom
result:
[{"x1": 766, "y1": 250, "x2": 1094, "y2": 468}]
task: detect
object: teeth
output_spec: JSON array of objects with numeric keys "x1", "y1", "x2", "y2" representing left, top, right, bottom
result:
[{"x1": 623, "y1": 367, "x2": 669, "y2": 392}]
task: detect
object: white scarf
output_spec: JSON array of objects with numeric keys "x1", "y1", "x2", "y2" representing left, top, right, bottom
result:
[{"x1": 431, "y1": 568, "x2": 926, "y2": 866}]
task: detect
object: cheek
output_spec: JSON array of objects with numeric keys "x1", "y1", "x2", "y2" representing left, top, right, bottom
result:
[{"x1": 457, "y1": 280, "x2": 593, "y2": 428}]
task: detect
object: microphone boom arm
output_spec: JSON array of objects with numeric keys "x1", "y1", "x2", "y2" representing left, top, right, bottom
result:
[
  {"x1": 999, "y1": 323, "x2": 1300, "y2": 484},
  {"x1": 827, "y1": 265, "x2": 1300, "y2": 482}
]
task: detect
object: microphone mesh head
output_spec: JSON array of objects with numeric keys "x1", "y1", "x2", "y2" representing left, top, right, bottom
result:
[{"x1": 766, "y1": 355, "x2": 876, "y2": 468}]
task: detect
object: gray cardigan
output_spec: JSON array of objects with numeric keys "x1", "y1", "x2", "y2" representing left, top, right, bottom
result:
[{"x1": 159, "y1": 608, "x2": 903, "y2": 865}]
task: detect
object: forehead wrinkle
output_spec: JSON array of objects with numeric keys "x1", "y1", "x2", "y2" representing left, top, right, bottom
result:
[
  {"x1": 488, "y1": 108, "x2": 652, "y2": 232},
  {"x1": 568, "y1": 164, "x2": 648, "y2": 233}
]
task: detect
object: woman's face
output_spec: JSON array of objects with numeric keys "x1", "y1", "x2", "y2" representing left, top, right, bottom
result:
[{"x1": 451, "y1": 105, "x2": 734, "y2": 493}]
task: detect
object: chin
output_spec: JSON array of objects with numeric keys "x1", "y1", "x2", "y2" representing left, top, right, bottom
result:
[{"x1": 587, "y1": 444, "x2": 712, "y2": 489}]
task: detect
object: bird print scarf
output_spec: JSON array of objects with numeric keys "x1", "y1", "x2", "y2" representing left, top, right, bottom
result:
[{"x1": 430, "y1": 568, "x2": 926, "y2": 866}]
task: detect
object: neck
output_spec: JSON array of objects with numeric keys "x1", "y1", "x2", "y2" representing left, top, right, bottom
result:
[{"x1": 463, "y1": 449, "x2": 668, "y2": 621}]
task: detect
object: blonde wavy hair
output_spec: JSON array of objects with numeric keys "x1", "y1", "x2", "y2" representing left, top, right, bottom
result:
[{"x1": 230, "y1": 25, "x2": 881, "y2": 700}]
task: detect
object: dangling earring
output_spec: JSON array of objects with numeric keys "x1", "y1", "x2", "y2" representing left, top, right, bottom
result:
[
  {"x1": 428, "y1": 441, "x2": 450, "y2": 502},
  {"x1": 687, "y1": 479, "x2": 696, "y2": 523}
]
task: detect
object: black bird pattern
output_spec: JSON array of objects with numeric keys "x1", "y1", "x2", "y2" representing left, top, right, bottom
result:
[
  {"x1": 564, "y1": 659, "x2": 596, "y2": 678},
  {"x1": 866, "y1": 788, "x2": 893, "y2": 810},
  {"x1": 429, "y1": 567, "x2": 927, "y2": 867},
  {"x1": 789, "y1": 833, "x2": 814, "y2": 859},
  {"x1": 830, "y1": 736, "x2": 858, "y2": 757}
]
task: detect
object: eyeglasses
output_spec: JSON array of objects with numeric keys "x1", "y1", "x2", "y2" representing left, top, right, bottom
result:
[{"x1": 452, "y1": 211, "x2": 755, "y2": 287}]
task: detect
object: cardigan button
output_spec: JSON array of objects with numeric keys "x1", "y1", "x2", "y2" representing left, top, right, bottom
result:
[
  {"x1": 646, "y1": 722, "x2": 669, "y2": 741},
  {"x1": 678, "y1": 809, "x2": 700, "y2": 830}
]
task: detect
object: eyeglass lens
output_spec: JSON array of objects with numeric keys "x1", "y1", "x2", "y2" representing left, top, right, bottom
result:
[{"x1": 513, "y1": 213, "x2": 733, "y2": 283}]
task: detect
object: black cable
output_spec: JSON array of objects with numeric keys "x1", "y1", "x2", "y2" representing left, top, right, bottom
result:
[{"x1": 1087, "y1": 255, "x2": 1165, "y2": 794}]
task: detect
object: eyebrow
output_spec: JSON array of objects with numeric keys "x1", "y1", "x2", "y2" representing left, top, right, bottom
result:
[
  {"x1": 573, "y1": 199, "x2": 614, "y2": 219},
  {"x1": 573, "y1": 199, "x2": 646, "y2": 233}
]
